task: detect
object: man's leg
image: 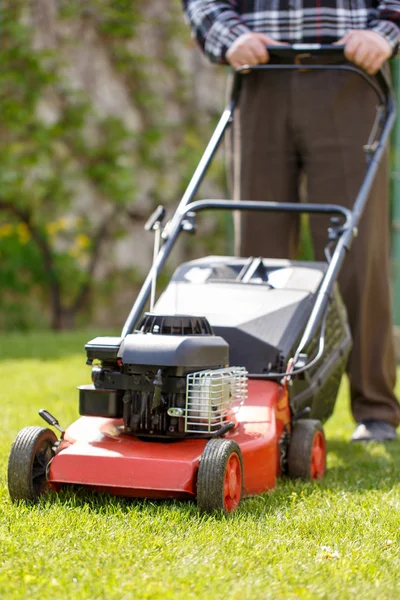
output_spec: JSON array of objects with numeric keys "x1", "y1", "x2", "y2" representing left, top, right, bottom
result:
[
  {"x1": 233, "y1": 71, "x2": 300, "y2": 258},
  {"x1": 297, "y1": 69, "x2": 400, "y2": 432}
]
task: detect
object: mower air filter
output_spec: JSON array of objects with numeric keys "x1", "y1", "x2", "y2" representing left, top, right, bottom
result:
[{"x1": 185, "y1": 367, "x2": 248, "y2": 434}]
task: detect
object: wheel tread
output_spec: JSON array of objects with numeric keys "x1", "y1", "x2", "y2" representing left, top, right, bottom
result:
[
  {"x1": 8, "y1": 426, "x2": 57, "y2": 502},
  {"x1": 287, "y1": 419, "x2": 326, "y2": 480},
  {"x1": 197, "y1": 438, "x2": 243, "y2": 512}
]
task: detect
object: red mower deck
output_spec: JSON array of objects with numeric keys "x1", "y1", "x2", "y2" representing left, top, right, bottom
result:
[{"x1": 48, "y1": 380, "x2": 289, "y2": 500}]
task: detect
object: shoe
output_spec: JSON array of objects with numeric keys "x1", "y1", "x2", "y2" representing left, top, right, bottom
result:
[{"x1": 351, "y1": 419, "x2": 398, "y2": 442}]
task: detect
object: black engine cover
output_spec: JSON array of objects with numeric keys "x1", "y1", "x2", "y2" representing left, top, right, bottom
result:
[
  {"x1": 118, "y1": 333, "x2": 228, "y2": 370},
  {"x1": 80, "y1": 316, "x2": 229, "y2": 435}
]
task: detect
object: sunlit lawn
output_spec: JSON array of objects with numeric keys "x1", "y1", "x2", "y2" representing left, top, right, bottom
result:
[{"x1": 1, "y1": 332, "x2": 400, "y2": 599}]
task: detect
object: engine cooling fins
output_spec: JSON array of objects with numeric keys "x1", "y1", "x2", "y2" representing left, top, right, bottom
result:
[{"x1": 138, "y1": 313, "x2": 213, "y2": 336}]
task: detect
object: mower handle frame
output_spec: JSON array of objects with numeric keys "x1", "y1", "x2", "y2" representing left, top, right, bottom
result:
[
  {"x1": 179, "y1": 200, "x2": 355, "y2": 363},
  {"x1": 121, "y1": 45, "x2": 396, "y2": 361}
]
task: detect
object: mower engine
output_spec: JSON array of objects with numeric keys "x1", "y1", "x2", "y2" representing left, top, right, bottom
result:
[{"x1": 80, "y1": 314, "x2": 247, "y2": 438}]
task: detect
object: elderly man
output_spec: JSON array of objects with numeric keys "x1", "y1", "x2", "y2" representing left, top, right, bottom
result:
[{"x1": 182, "y1": 0, "x2": 400, "y2": 441}]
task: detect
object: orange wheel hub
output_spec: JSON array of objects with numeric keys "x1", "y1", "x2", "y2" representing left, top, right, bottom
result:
[
  {"x1": 223, "y1": 453, "x2": 242, "y2": 512},
  {"x1": 311, "y1": 431, "x2": 326, "y2": 479}
]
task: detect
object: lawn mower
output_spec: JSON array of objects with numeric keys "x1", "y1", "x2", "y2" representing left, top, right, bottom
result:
[{"x1": 7, "y1": 46, "x2": 395, "y2": 512}]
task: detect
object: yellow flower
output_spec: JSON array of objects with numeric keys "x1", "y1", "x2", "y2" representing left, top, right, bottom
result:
[
  {"x1": 0, "y1": 224, "x2": 14, "y2": 238},
  {"x1": 17, "y1": 222, "x2": 31, "y2": 245},
  {"x1": 46, "y1": 217, "x2": 70, "y2": 236},
  {"x1": 76, "y1": 234, "x2": 91, "y2": 249}
]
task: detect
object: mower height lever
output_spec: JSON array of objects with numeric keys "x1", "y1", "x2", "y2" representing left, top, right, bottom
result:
[
  {"x1": 39, "y1": 409, "x2": 65, "y2": 434},
  {"x1": 145, "y1": 205, "x2": 166, "y2": 313},
  {"x1": 144, "y1": 205, "x2": 166, "y2": 232}
]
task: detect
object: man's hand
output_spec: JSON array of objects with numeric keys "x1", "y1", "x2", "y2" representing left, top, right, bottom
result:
[
  {"x1": 336, "y1": 30, "x2": 392, "y2": 75},
  {"x1": 226, "y1": 32, "x2": 286, "y2": 70}
]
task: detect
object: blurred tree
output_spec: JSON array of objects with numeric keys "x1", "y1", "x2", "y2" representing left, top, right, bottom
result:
[{"x1": 0, "y1": 0, "x2": 226, "y2": 330}]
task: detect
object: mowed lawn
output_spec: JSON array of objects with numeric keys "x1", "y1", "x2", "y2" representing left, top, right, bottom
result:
[{"x1": 1, "y1": 332, "x2": 400, "y2": 600}]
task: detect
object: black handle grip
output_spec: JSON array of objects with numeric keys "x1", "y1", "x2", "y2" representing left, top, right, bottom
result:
[
  {"x1": 268, "y1": 43, "x2": 345, "y2": 52},
  {"x1": 39, "y1": 409, "x2": 59, "y2": 427},
  {"x1": 265, "y1": 44, "x2": 345, "y2": 57}
]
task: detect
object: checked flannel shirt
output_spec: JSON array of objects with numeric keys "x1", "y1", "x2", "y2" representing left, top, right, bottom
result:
[{"x1": 182, "y1": 0, "x2": 400, "y2": 63}]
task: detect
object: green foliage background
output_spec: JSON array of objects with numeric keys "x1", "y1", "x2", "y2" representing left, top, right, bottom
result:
[{"x1": 0, "y1": 1, "x2": 227, "y2": 331}]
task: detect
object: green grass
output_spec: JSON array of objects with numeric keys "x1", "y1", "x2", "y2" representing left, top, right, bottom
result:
[{"x1": 1, "y1": 332, "x2": 400, "y2": 599}]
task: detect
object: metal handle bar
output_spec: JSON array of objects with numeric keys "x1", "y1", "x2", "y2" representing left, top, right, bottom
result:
[
  {"x1": 236, "y1": 65, "x2": 389, "y2": 109},
  {"x1": 180, "y1": 200, "x2": 354, "y2": 363},
  {"x1": 182, "y1": 199, "x2": 352, "y2": 225},
  {"x1": 233, "y1": 45, "x2": 392, "y2": 109}
]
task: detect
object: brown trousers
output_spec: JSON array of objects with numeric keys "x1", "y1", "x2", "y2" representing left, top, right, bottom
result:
[{"x1": 233, "y1": 68, "x2": 400, "y2": 426}]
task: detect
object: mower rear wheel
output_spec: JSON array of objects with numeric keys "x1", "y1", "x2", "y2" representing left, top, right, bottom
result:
[
  {"x1": 197, "y1": 438, "x2": 243, "y2": 513},
  {"x1": 287, "y1": 419, "x2": 326, "y2": 480},
  {"x1": 8, "y1": 426, "x2": 57, "y2": 502}
]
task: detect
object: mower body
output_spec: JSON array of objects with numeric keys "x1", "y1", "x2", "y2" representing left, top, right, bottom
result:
[
  {"x1": 48, "y1": 379, "x2": 288, "y2": 500},
  {"x1": 46, "y1": 256, "x2": 348, "y2": 502}
]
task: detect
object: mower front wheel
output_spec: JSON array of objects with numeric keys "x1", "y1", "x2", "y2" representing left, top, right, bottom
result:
[
  {"x1": 8, "y1": 426, "x2": 57, "y2": 502},
  {"x1": 197, "y1": 438, "x2": 243, "y2": 513},
  {"x1": 287, "y1": 419, "x2": 326, "y2": 480}
]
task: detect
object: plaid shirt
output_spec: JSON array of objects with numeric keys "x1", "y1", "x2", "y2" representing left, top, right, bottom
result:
[{"x1": 182, "y1": 0, "x2": 400, "y2": 63}]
